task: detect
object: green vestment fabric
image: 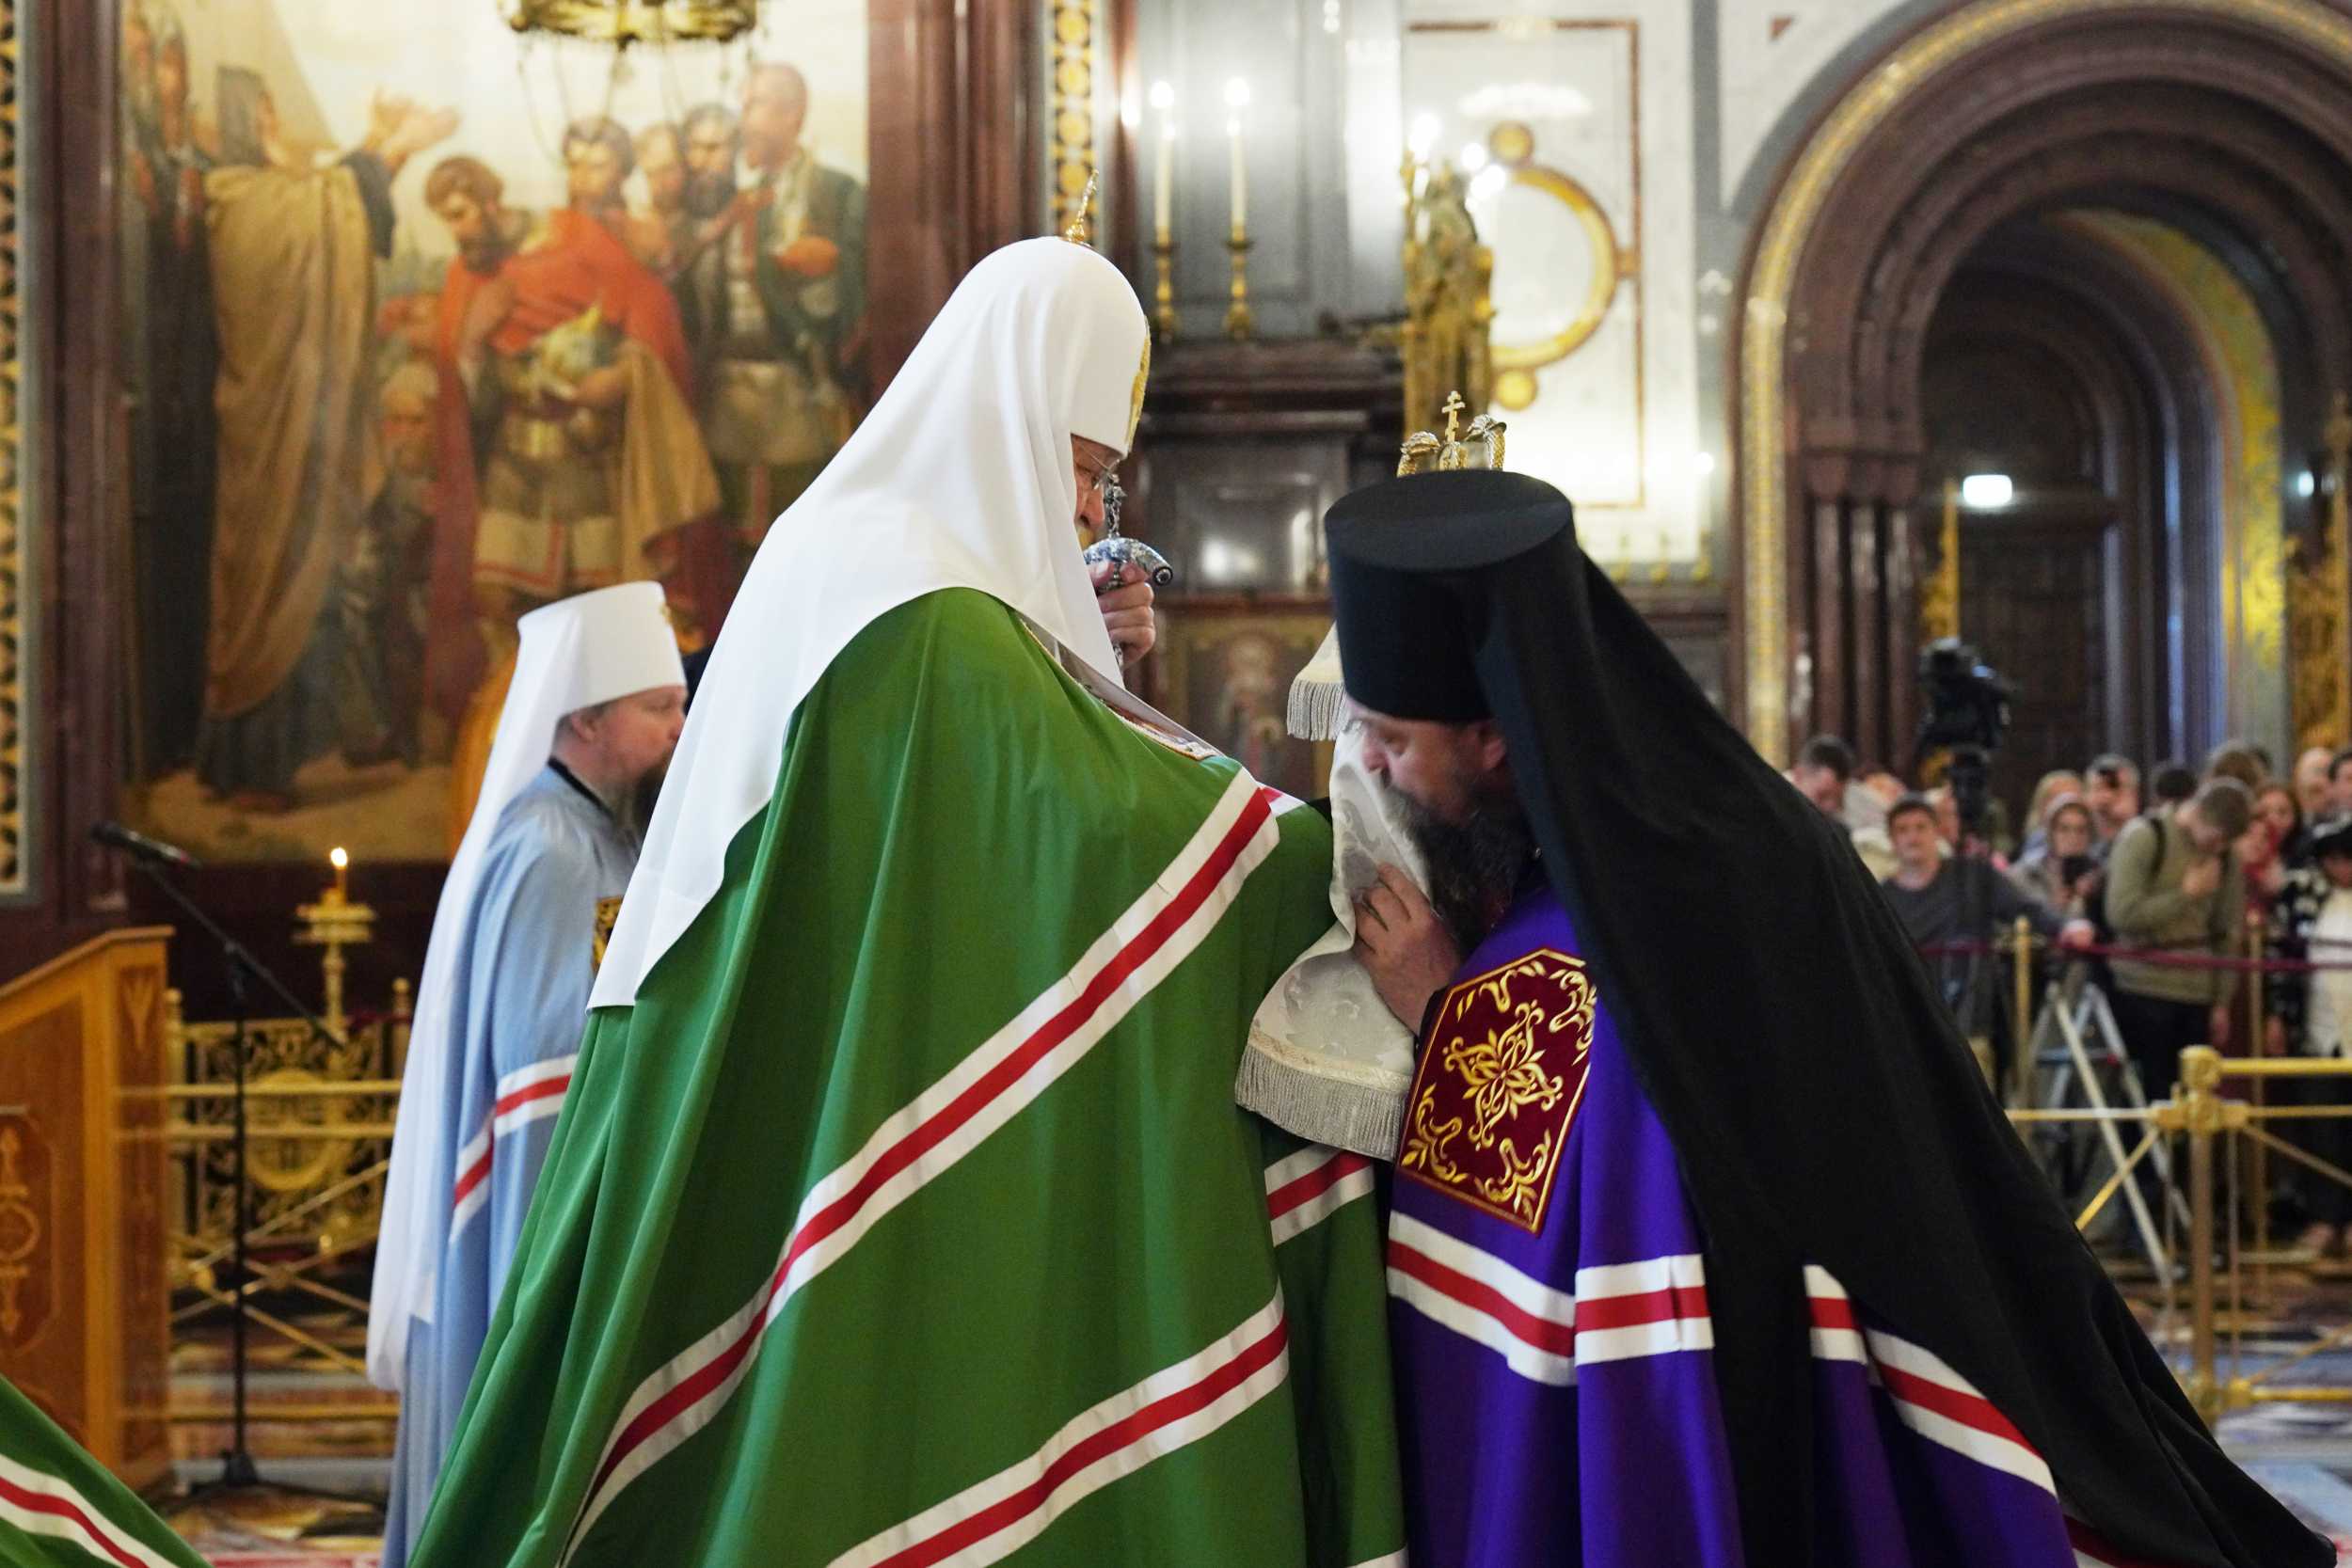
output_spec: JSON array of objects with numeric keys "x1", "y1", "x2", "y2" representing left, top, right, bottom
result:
[
  {"x1": 0, "y1": 1376, "x2": 207, "y2": 1568},
  {"x1": 413, "y1": 589, "x2": 1404, "y2": 1567}
]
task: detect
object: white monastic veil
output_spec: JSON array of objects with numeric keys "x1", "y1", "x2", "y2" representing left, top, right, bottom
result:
[
  {"x1": 590, "y1": 238, "x2": 1145, "y2": 1010},
  {"x1": 368, "y1": 582, "x2": 685, "y2": 1389},
  {"x1": 1234, "y1": 631, "x2": 1426, "y2": 1157}
]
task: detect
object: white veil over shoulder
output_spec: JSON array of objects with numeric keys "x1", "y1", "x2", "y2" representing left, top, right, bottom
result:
[
  {"x1": 1236, "y1": 718, "x2": 1425, "y2": 1159},
  {"x1": 1233, "y1": 626, "x2": 1428, "y2": 1158},
  {"x1": 591, "y1": 238, "x2": 1149, "y2": 1008},
  {"x1": 368, "y1": 582, "x2": 683, "y2": 1389}
]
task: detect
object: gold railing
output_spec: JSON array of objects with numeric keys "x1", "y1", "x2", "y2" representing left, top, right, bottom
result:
[
  {"x1": 156, "y1": 983, "x2": 408, "y2": 1417},
  {"x1": 1986, "y1": 912, "x2": 2352, "y2": 1424},
  {"x1": 2162, "y1": 1046, "x2": 2352, "y2": 1421},
  {"x1": 2010, "y1": 1038, "x2": 2352, "y2": 1424}
]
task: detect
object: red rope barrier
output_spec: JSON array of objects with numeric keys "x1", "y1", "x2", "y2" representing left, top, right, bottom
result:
[{"x1": 1915, "y1": 938, "x2": 2352, "y2": 973}]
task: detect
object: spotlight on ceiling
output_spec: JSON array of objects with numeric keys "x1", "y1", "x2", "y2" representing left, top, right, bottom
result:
[{"x1": 1960, "y1": 473, "x2": 2014, "y2": 509}]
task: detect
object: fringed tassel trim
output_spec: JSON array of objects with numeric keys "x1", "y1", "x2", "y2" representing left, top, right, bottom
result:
[{"x1": 1234, "y1": 1036, "x2": 1409, "y2": 1160}]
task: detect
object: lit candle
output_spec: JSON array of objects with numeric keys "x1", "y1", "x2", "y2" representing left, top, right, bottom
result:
[
  {"x1": 1150, "y1": 81, "x2": 1176, "y2": 242},
  {"x1": 1223, "y1": 77, "x2": 1250, "y2": 234},
  {"x1": 330, "y1": 846, "x2": 349, "y2": 904}
]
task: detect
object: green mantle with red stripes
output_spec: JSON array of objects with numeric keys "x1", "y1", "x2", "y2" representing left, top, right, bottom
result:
[
  {"x1": 410, "y1": 588, "x2": 1406, "y2": 1567},
  {"x1": 0, "y1": 1375, "x2": 206, "y2": 1568}
]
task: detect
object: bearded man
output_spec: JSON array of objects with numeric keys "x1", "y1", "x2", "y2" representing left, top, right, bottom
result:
[
  {"x1": 1312, "y1": 458, "x2": 2324, "y2": 1568},
  {"x1": 629, "y1": 121, "x2": 691, "y2": 273},
  {"x1": 373, "y1": 583, "x2": 688, "y2": 1568}
]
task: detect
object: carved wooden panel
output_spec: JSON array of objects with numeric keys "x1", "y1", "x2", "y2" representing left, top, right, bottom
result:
[
  {"x1": 114, "y1": 963, "x2": 168, "y2": 1467},
  {"x1": 0, "y1": 999, "x2": 82, "y2": 1441},
  {"x1": 0, "y1": 929, "x2": 172, "y2": 1485}
]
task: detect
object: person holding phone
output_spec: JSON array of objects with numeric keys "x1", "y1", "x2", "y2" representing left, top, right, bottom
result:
[
  {"x1": 2010, "y1": 795, "x2": 2100, "y2": 917},
  {"x1": 2104, "y1": 777, "x2": 2252, "y2": 1099}
]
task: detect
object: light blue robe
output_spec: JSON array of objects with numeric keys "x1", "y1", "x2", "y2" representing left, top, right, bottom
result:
[{"x1": 384, "y1": 765, "x2": 640, "y2": 1566}]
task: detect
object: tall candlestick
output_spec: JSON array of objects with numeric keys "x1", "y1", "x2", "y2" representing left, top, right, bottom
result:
[
  {"x1": 1149, "y1": 81, "x2": 1176, "y2": 242},
  {"x1": 1223, "y1": 78, "x2": 1250, "y2": 234}
]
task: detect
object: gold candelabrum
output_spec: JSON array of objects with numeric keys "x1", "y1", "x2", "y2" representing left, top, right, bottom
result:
[
  {"x1": 1153, "y1": 238, "x2": 1179, "y2": 342},
  {"x1": 1224, "y1": 228, "x2": 1254, "y2": 341},
  {"x1": 293, "y1": 849, "x2": 374, "y2": 1042}
]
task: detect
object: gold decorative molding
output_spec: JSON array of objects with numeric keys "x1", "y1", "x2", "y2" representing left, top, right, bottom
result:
[
  {"x1": 2292, "y1": 391, "x2": 2352, "y2": 751},
  {"x1": 0, "y1": 0, "x2": 22, "y2": 895},
  {"x1": 1737, "y1": 0, "x2": 2352, "y2": 764},
  {"x1": 1486, "y1": 163, "x2": 1620, "y2": 376},
  {"x1": 2068, "y1": 212, "x2": 2286, "y2": 734},
  {"x1": 1049, "y1": 0, "x2": 1099, "y2": 243}
]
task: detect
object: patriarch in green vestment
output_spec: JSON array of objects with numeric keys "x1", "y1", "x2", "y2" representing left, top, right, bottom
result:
[{"x1": 407, "y1": 234, "x2": 1406, "y2": 1566}]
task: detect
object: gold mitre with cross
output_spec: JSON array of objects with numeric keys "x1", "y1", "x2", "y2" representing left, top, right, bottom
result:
[
  {"x1": 1397, "y1": 391, "x2": 1506, "y2": 476},
  {"x1": 1285, "y1": 391, "x2": 1507, "y2": 741}
]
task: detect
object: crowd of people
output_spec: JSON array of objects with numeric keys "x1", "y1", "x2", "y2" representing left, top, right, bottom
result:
[{"x1": 1796, "y1": 733, "x2": 2352, "y2": 1254}]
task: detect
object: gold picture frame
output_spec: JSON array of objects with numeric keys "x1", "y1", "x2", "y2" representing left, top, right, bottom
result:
[{"x1": 1155, "y1": 600, "x2": 1337, "y2": 801}]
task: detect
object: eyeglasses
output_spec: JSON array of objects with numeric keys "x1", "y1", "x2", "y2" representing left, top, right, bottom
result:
[{"x1": 1076, "y1": 457, "x2": 1121, "y2": 498}]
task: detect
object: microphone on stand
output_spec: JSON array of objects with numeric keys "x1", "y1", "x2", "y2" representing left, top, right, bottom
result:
[{"x1": 89, "y1": 819, "x2": 204, "y2": 870}]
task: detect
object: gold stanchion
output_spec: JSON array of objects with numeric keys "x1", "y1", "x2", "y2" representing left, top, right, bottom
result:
[
  {"x1": 2163, "y1": 1045, "x2": 2245, "y2": 1423},
  {"x1": 2247, "y1": 914, "x2": 2271, "y2": 1292},
  {"x1": 2178, "y1": 1045, "x2": 2223, "y2": 1420},
  {"x1": 2023, "y1": 1053, "x2": 2352, "y2": 1418},
  {"x1": 2011, "y1": 914, "x2": 2033, "y2": 1106}
]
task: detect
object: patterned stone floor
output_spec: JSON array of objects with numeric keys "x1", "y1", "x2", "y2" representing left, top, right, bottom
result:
[{"x1": 2122, "y1": 1265, "x2": 2352, "y2": 1559}]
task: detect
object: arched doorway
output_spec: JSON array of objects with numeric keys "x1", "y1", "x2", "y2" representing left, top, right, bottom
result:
[{"x1": 1734, "y1": 0, "x2": 2352, "y2": 786}]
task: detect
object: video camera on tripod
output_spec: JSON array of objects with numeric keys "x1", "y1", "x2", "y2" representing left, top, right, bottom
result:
[
  {"x1": 1910, "y1": 638, "x2": 2020, "y2": 1051},
  {"x1": 1914, "y1": 637, "x2": 2013, "y2": 837}
]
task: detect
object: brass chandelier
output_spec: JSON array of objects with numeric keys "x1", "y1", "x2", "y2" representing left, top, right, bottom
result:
[{"x1": 503, "y1": 0, "x2": 758, "y2": 44}]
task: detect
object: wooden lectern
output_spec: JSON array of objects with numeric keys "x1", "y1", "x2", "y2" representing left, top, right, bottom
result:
[{"x1": 0, "y1": 929, "x2": 173, "y2": 1486}]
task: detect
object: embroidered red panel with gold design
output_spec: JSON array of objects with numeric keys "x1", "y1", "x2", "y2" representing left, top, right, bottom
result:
[{"x1": 1395, "y1": 946, "x2": 1595, "y2": 1234}]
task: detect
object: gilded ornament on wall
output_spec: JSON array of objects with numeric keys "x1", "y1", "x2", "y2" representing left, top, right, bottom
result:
[
  {"x1": 1401, "y1": 159, "x2": 1494, "y2": 436},
  {"x1": 1049, "y1": 0, "x2": 1098, "y2": 242},
  {"x1": 2290, "y1": 391, "x2": 2352, "y2": 752}
]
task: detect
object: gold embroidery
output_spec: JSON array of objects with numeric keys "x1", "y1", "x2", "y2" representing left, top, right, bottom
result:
[
  {"x1": 1126, "y1": 334, "x2": 1151, "y2": 452},
  {"x1": 592, "y1": 896, "x2": 623, "y2": 972},
  {"x1": 1397, "y1": 946, "x2": 1593, "y2": 1232}
]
